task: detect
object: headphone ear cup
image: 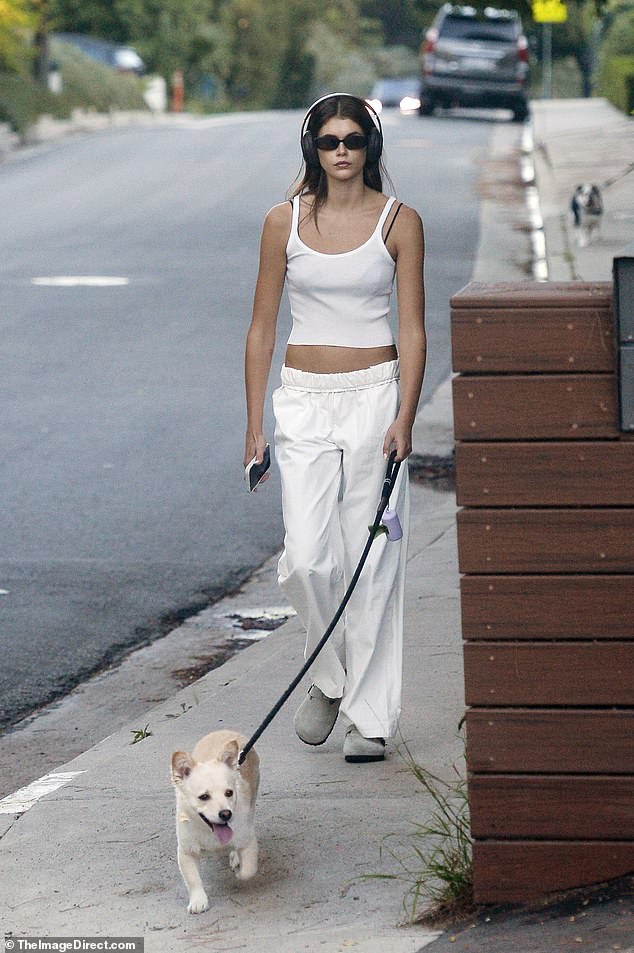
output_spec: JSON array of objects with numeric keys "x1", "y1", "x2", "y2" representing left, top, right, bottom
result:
[
  {"x1": 366, "y1": 127, "x2": 382, "y2": 165},
  {"x1": 301, "y1": 131, "x2": 319, "y2": 167}
]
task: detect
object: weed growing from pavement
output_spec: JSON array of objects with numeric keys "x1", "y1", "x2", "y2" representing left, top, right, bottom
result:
[
  {"x1": 130, "y1": 724, "x2": 152, "y2": 744},
  {"x1": 166, "y1": 701, "x2": 194, "y2": 719},
  {"x1": 364, "y1": 738, "x2": 474, "y2": 924}
]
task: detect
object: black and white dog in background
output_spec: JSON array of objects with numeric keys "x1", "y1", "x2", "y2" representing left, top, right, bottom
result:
[{"x1": 571, "y1": 183, "x2": 603, "y2": 245}]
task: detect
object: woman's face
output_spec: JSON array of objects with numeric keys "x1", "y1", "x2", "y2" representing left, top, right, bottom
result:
[{"x1": 315, "y1": 116, "x2": 367, "y2": 181}]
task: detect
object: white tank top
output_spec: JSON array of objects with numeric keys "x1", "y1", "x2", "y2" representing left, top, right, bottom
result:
[{"x1": 285, "y1": 194, "x2": 397, "y2": 348}]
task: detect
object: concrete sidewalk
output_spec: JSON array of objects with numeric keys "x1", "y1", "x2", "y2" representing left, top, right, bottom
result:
[
  {"x1": 1, "y1": 101, "x2": 633, "y2": 953},
  {"x1": 531, "y1": 97, "x2": 634, "y2": 281},
  {"x1": 0, "y1": 446, "x2": 462, "y2": 952}
]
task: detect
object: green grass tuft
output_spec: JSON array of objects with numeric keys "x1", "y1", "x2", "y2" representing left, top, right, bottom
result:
[
  {"x1": 363, "y1": 737, "x2": 474, "y2": 924},
  {"x1": 130, "y1": 724, "x2": 152, "y2": 744}
]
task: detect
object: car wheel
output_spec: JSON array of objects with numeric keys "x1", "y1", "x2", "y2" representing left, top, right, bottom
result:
[
  {"x1": 418, "y1": 93, "x2": 435, "y2": 116},
  {"x1": 512, "y1": 102, "x2": 529, "y2": 123}
]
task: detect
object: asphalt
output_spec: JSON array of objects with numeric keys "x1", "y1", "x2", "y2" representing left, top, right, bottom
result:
[{"x1": 1, "y1": 98, "x2": 633, "y2": 953}]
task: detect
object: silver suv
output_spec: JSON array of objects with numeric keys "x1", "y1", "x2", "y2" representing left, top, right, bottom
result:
[{"x1": 419, "y1": 5, "x2": 529, "y2": 121}]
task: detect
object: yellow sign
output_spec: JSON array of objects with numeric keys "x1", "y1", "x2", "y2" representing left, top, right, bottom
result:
[{"x1": 533, "y1": 0, "x2": 568, "y2": 22}]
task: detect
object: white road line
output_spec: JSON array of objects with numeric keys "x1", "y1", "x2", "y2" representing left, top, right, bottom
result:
[
  {"x1": 31, "y1": 276, "x2": 129, "y2": 287},
  {"x1": 0, "y1": 770, "x2": 85, "y2": 815}
]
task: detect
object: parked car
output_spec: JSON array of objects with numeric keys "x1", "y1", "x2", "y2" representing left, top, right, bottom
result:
[
  {"x1": 53, "y1": 33, "x2": 146, "y2": 76},
  {"x1": 419, "y1": 5, "x2": 529, "y2": 121},
  {"x1": 367, "y1": 77, "x2": 422, "y2": 114}
]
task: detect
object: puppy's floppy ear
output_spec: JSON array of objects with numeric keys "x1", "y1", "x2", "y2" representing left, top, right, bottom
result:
[
  {"x1": 171, "y1": 750, "x2": 195, "y2": 782},
  {"x1": 220, "y1": 740, "x2": 240, "y2": 769}
]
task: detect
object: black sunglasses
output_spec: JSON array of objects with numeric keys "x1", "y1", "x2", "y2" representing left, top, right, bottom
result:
[{"x1": 314, "y1": 133, "x2": 368, "y2": 151}]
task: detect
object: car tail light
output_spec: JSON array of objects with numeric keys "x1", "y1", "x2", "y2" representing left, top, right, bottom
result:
[
  {"x1": 422, "y1": 27, "x2": 438, "y2": 75},
  {"x1": 517, "y1": 35, "x2": 529, "y2": 64}
]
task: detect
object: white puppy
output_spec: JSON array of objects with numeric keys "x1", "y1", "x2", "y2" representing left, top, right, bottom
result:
[{"x1": 171, "y1": 730, "x2": 260, "y2": 913}]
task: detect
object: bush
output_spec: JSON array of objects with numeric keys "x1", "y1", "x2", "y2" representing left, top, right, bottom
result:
[
  {"x1": 0, "y1": 71, "x2": 69, "y2": 135},
  {"x1": 600, "y1": 8, "x2": 634, "y2": 58},
  {"x1": 0, "y1": 38, "x2": 148, "y2": 136},
  {"x1": 597, "y1": 54, "x2": 634, "y2": 115},
  {"x1": 528, "y1": 55, "x2": 583, "y2": 99},
  {"x1": 50, "y1": 38, "x2": 147, "y2": 112}
]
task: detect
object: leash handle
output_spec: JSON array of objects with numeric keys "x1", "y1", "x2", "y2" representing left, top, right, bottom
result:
[
  {"x1": 238, "y1": 450, "x2": 402, "y2": 767},
  {"x1": 380, "y1": 450, "x2": 400, "y2": 511}
]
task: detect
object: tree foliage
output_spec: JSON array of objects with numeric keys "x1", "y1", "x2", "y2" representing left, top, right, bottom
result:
[
  {"x1": 0, "y1": 0, "x2": 34, "y2": 70},
  {"x1": 2, "y1": 0, "x2": 625, "y2": 107}
]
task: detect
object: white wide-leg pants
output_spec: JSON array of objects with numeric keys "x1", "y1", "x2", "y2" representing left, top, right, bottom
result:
[{"x1": 273, "y1": 360, "x2": 409, "y2": 739}]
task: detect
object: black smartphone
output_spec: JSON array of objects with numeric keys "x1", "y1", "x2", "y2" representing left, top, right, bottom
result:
[{"x1": 245, "y1": 444, "x2": 271, "y2": 492}]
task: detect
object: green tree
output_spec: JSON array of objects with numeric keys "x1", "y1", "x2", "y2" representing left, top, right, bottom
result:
[
  {"x1": 600, "y1": 1, "x2": 634, "y2": 55},
  {"x1": 129, "y1": 0, "x2": 213, "y2": 83},
  {"x1": 217, "y1": 0, "x2": 319, "y2": 107},
  {"x1": 0, "y1": 0, "x2": 34, "y2": 71},
  {"x1": 52, "y1": 0, "x2": 128, "y2": 40},
  {"x1": 360, "y1": 0, "x2": 426, "y2": 45}
]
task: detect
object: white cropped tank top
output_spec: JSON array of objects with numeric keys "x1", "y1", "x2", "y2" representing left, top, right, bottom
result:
[{"x1": 285, "y1": 194, "x2": 397, "y2": 348}]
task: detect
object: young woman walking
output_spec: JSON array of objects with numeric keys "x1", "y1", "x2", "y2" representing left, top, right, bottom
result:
[{"x1": 244, "y1": 93, "x2": 426, "y2": 762}]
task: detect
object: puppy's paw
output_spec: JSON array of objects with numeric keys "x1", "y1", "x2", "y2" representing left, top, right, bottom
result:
[
  {"x1": 187, "y1": 890, "x2": 209, "y2": 914},
  {"x1": 229, "y1": 850, "x2": 240, "y2": 873}
]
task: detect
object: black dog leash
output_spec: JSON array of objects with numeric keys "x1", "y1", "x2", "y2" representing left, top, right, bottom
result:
[{"x1": 238, "y1": 451, "x2": 401, "y2": 766}]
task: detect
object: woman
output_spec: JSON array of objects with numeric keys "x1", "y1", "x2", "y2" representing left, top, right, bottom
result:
[{"x1": 244, "y1": 94, "x2": 426, "y2": 763}]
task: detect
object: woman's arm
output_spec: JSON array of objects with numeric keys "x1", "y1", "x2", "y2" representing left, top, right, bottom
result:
[
  {"x1": 244, "y1": 202, "x2": 290, "y2": 472},
  {"x1": 383, "y1": 205, "x2": 426, "y2": 462}
]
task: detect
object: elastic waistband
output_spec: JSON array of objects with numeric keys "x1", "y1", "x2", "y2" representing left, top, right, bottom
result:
[{"x1": 280, "y1": 360, "x2": 400, "y2": 393}]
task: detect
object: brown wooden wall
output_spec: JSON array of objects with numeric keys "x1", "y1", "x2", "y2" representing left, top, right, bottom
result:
[{"x1": 451, "y1": 281, "x2": 634, "y2": 904}]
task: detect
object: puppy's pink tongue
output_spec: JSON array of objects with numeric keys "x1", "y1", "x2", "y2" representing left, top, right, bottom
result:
[{"x1": 212, "y1": 823, "x2": 233, "y2": 845}]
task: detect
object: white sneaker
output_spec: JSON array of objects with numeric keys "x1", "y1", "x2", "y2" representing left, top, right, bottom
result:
[
  {"x1": 293, "y1": 685, "x2": 341, "y2": 746},
  {"x1": 343, "y1": 726, "x2": 386, "y2": 763}
]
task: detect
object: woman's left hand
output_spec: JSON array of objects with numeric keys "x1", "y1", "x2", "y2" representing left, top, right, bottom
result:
[{"x1": 383, "y1": 419, "x2": 413, "y2": 463}]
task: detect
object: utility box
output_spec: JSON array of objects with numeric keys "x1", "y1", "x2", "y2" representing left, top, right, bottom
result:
[
  {"x1": 614, "y1": 240, "x2": 634, "y2": 431},
  {"x1": 451, "y1": 281, "x2": 634, "y2": 904}
]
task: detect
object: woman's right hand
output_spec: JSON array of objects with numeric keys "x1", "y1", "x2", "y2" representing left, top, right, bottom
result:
[{"x1": 244, "y1": 433, "x2": 270, "y2": 484}]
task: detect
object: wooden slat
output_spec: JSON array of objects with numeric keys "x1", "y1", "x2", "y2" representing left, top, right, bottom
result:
[
  {"x1": 466, "y1": 709, "x2": 634, "y2": 774},
  {"x1": 464, "y1": 642, "x2": 634, "y2": 705},
  {"x1": 457, "y1": 508, "x2": 634, "y2": 573},
  {"x1": 473, "y1": 841, "x2": 634, "y2": 903},
  {"x1": 451, "y1": 281, "x2": 612, "y2": 310},
  {"x1": 460, "y1": 575, "x2": 634, "y2": 639},
  {"x1": 469, "y1": 775, "x2": 634, "y2": 839},
  {"x1": 451, "y1": 307, "x2": 615, "y2": 373},
  {"x1": 455, "y1": 442, "x2": 634, "y2": 506},
  {"x1": 453, "y1": 375, "x2": 618, "y2": 440}
]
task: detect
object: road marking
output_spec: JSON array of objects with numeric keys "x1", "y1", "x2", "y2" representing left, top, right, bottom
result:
[
  {"x1": 0, "y1": 770, "x2": 85, "y2": 815},
  {"x1": 31, "y1": 276, "x2": 129, "y2": 287},
  {"x1": 0, "y1": 589, "x2": 8, "y2": 595}
]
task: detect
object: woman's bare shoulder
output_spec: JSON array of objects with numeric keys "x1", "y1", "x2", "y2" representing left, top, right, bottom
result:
[
  {"x1": 261, "y1": 201, "x2": 293, "y2": 249},
  {"x1": 264, "y1": 201, "x2": 293, "y2": 229},
  {"x1": 393, "y1": 202, "x2": 423, "y2": 230}
]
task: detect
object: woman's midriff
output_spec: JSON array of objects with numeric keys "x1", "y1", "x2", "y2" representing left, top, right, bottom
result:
[{"x1": 285, "y1": 344, "x2": 398, "y2": 374}]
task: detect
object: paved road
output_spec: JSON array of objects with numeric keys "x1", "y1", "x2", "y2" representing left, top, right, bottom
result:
[{"x1": 0, "y1": 108, "x2": 491, "y2": 729}]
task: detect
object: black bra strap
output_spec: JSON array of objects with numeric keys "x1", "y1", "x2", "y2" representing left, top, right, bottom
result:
[{"x1": 383, "y1": 202, "x2": 403, "y2": 243}]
